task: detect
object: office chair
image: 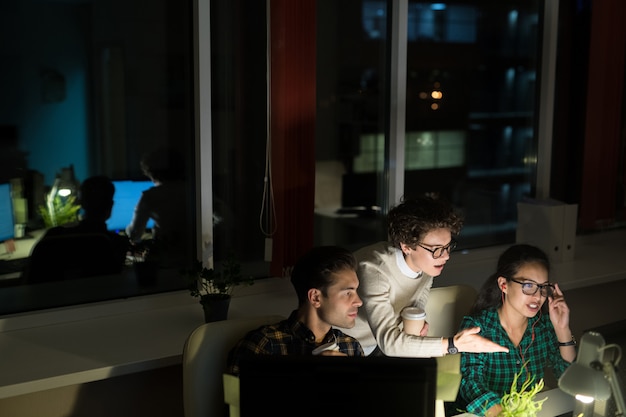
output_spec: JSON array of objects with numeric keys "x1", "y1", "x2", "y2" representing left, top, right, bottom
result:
[
  {"x1": 25, "y1": 232, "x2": 126, "y2": 283},
  {"x1": 425, "y1": 284, "x2": 478, "y2": 414},
  {"x1": 425, "y1": 284, "x2": 477, "y2": 337},
  {"x1": 181, "y1": 315, "x2": 285, "y2": 417}
]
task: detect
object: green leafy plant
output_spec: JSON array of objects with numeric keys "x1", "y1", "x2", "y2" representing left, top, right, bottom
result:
[
  {"x1": 184, "y1": 255, "x2": 254, "y2": 303},
  {"x1": 38, "y1": 195, "x2": 81, "y2": 228},
  {"x1": 497, "y1": 363, "x2": 547, "y2": 417}
]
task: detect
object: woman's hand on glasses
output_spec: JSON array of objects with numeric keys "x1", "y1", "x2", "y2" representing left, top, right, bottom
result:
[{"x1": 548, "y1": 283, "x2": 571, "y2": 330}]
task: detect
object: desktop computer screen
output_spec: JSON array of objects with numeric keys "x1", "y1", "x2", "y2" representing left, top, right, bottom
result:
[
  {"x1": 0, "y1": 183, "x2": 15, "y2": 242},
  {"x1": 341, "y1": 172, "x2": 378, "y2": 210},
  {"x1": 107, "y1": 180, "x2": 155, "y2": 233},
  {"x1": 239, "y1": 356, "x2": 437, "y2": 416}
]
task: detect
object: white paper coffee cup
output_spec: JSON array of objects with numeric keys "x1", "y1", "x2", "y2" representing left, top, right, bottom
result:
[{"x1": 401, "y1": 307, "x2": 426, "y2": 335}]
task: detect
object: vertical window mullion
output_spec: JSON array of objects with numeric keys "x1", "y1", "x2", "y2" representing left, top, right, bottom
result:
[
  {"x1": 197, "y1": 0, "x2": 214, "y2": 266},
  {"x1": 388, "y1": 0, "x2": 409, "y2": 209},
  {"x1": 535, "y1": 0, "x2": 559, "y2": 199}
]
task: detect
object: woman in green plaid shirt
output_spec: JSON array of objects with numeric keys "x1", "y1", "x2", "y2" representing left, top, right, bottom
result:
[{"x1": 456, "y1": 244, "x2": 577, "y2": 417}]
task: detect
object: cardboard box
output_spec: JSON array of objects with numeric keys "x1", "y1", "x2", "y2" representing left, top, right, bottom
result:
[{"x1": 516, "y1": 199, "x2": 578, "y2": 262}]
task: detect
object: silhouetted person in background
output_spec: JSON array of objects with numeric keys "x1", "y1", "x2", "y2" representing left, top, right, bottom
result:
[
  {"x1": 126, "y1": 147, "x2": 190, "y2": 268},
  {"x1": 25, "y1": 176, "x2": 129, "y2": 283}
]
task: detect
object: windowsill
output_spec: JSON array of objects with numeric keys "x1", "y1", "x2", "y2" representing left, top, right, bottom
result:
[
  {"x1": 0, "y1": 228, "x2": 625, "y2": 400},
  {"x1": 0, "y1": 277, "x2": 295, "y2": 400},
  {"x1": 440, "y1": 228, "x2": 626, "y2": 291}
]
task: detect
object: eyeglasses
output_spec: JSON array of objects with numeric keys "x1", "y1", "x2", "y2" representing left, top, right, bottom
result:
[
  {"x1": 510, "y1": 278, "x2": 555, "y2": 297},
  {"x1": 416, "y1": 240, "x2": 457, "y2": 259}
]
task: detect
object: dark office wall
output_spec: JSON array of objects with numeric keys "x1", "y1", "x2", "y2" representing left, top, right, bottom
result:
[{"x1": 0, "y1": 2, "x2": 91, "y2": 185}]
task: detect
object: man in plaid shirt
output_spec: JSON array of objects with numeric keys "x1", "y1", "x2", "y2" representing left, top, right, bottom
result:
[{"x1": 227, "y1": 246, "x2": 364, "y2": 375}]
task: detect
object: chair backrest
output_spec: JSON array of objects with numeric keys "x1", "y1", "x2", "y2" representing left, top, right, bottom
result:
[
  {"x1": 182, "y1": 315, "x2": 285, "y2": 417},
  {"x1": 425, "y1": 284, "x2": 477, "y2": 337},
  {"x1": 425, "y1": 284, "x2": 477, "y2": 414},
  {"x1": 25, "y1": 232, "x2": 125, "y2": 283}
]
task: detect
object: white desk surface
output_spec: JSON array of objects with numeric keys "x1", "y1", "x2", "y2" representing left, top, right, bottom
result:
[
  {"x1": 0, "y1": 230, "x2": 45, "y2": 281},
  {"x1": 453, "y1": 387, "x2": 575, "y2": 417},
  {"x1": 0, "y1": 229, "x2": 45, "y2": 261},
  {"x1": 0, "y1": 277, "x2": 296, "y2": 399}
]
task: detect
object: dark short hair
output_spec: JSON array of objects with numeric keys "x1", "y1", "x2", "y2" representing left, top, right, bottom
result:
[
  {"x1": 290, "y1": 246, "x2": 357, "y2": 306},
  {"x1": 387, "y1": 195, "x2": 463, "y2": 248},
  {"x1": 79, "y1": 175, "x2": 114, "y2": 217}
]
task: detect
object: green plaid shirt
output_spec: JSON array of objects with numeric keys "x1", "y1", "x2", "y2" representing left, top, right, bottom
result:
[
  {"x1": 458, "y1": 308, "x2": 571, "y2": 415},
  {"x1": 226, "y1": 310, "x2": 364, "y2": 375}
]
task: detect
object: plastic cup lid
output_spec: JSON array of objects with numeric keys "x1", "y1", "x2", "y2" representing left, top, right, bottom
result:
[{"x1": 401, "y1": 307, "x2": 426, "y2": 320}]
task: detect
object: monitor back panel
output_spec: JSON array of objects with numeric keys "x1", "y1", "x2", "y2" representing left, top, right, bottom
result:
[{"x1": 239, "y1": 355, "x2": 437, "y2": 417}]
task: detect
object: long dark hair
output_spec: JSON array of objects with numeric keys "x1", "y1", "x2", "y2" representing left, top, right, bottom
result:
[{"x1": 469, "y1": 244, "x2": 550, "y2": 316}]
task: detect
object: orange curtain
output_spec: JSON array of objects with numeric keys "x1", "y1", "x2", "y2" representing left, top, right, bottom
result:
[{"x1": 269, "y1": 0, "x2": 316, "y2": 276}]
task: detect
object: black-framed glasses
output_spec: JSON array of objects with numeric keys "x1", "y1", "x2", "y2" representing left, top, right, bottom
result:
[
  {"x1": 416, "y1": 240, "x2": 457, "y2": 259},
  {"x1": 510, "y1": 278, "x2": 555, "y2": 297}
]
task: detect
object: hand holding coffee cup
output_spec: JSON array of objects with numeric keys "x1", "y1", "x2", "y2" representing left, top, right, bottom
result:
[{"x1": 401, "y1": 307, "x2": 426, "y2": 335}]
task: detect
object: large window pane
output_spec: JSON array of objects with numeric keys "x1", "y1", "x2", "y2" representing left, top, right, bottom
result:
[
  {"x1": 315, "y1": 0, "x2": 543, "y2": 252},
  {"x1": 314, "y1": 0, "x2": 389, "y2": 251},
  {"x1": 0, "y1": 0, "x2": 195, "y2": 314},
  {"x1": 210, "y1": 0, "x2": 270, "y2": 276},
  {"x1": 404, "y1": 1, "x2": 541, "y2": 248}
]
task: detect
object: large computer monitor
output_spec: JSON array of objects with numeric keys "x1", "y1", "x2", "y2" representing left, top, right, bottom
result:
[
  {"x1": 340, "y1": 172, "x2": 379, "y2": 210},
  {"x1": 238, "y1": 356, "x2": 437, "y2": 416},
  {"x1": 0, "y1": 183, "x2": 15, "y2": 242},
  {"x1": 107, "y1": 180, "x2": 155, "y2": 233}
]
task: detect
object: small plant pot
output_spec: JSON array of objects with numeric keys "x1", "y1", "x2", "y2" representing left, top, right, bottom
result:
[
  {"x1": 201, "y1": 295, "x2": 231, "y2": 322},
  {"x1": 134, "y1": 261, "x2": 158, "y2": 286}
]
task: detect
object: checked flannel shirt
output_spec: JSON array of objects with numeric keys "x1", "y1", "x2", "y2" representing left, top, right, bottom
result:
[
  {"x1": 457, "y1": 308, "x2": 571, "y2": 415},
  {"x1": 226, "y1": 310, "x2": 364, "y2": 376}
]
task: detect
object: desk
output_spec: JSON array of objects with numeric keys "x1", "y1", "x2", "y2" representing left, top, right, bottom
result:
[
  {"x1": 2, "y1": 229, "x2": 626, "y2": 407},
  {"x1": 0, "y1": 229, "x2": 45, "y2": 261},
  {"x1": 453, "y1": 387, "x2": 575, "y2": 417},
  {"x1": 0, "y1": 230, "x2": 45, "y2": 282}
]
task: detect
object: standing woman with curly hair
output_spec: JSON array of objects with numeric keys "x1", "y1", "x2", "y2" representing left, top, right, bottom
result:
[{"x1": 341, "y1": 195, "x2": 508, "y2": 358}]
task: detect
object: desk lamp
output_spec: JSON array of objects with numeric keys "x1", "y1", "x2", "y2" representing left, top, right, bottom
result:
[
  {"x1": 558, "y1": 331, "x2": 625, "y2": 416},
  {"x1": 49, "y1": 165, "x2": 79, "y2": 199},
  {"x1": 46, "y1": 165, "x2": 79, "y2": 224}
]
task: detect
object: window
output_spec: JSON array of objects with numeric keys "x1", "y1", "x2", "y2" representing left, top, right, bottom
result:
[
  {"x1": 314, "y1": 0, "x2": 543, "y2": 251},
  {"x1": 0, "y1": 0, "x2": 195, "y2": 314},
  {"x1": 1, "y1": 0, "x2": 624, "y2": 315}
]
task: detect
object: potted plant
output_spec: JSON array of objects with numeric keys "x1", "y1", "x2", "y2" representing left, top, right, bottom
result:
[
  {"x1": 38, "y1": 195, "x2": 81, "y2": 228},
  {"x1": 452, "y1": 363, "x2": 547, "y2": 417},
  {"x1": 184, "y1": 255, "x2": 254, "y2": 322},
  {"x1": 497, "y1": 363, "x2": 547, "y2": 417}
]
